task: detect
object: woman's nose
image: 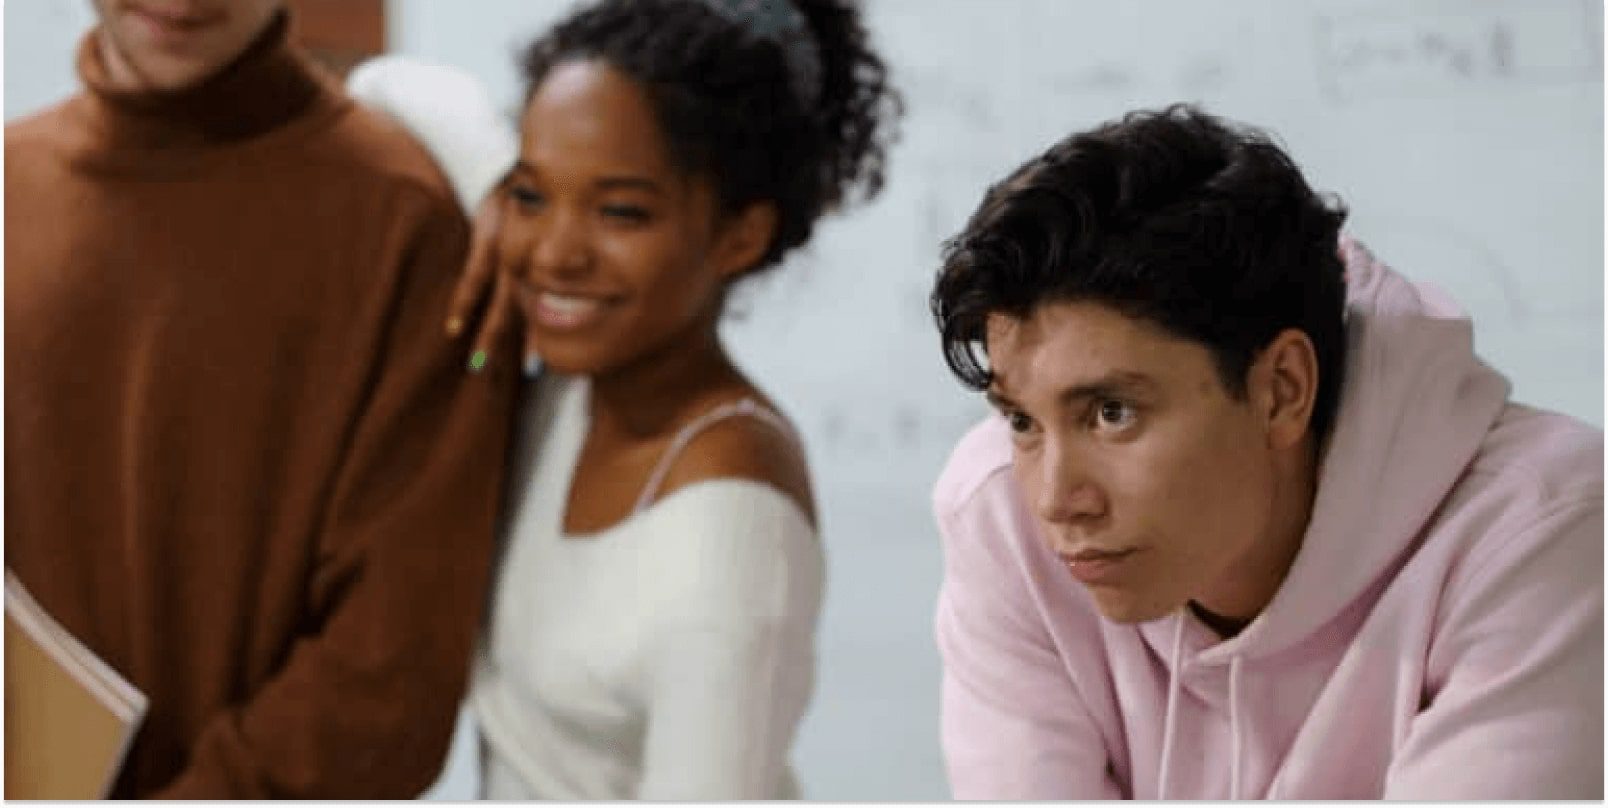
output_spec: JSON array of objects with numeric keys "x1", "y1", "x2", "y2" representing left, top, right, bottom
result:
[{"x1": 531, "y1": 209, "x2": 591, "y2": 277}]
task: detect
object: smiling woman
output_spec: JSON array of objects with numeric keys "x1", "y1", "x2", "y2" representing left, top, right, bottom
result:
[
  {"x1": 355, "y1": 0, "x2": 903, "y2": 800},
  {"x1": 496, "y1": 60, "x2": 756, "y2": 380}
]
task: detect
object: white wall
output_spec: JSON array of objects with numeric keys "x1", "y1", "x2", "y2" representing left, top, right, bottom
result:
[
  {"x1": 8, "y1": 0, "x2": 1603, "y2": 801},
  {"x1": 3, "y1": 1, "x2": 96, "y2": 121}
]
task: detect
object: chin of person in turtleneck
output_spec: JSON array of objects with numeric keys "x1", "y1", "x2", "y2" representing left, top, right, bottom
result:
[{"x1": 92, "y1": 0, "x2": 284, "y2": 92}]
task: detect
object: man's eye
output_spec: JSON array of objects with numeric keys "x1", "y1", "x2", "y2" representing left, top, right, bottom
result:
[{"x1": 1095, "y1": 399, "x2": 1137, "y2": 429}]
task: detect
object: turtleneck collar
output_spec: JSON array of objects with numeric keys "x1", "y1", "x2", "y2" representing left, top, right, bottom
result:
[{"x1": 75, "y1": 10, "x2": 337, "y2": 150}]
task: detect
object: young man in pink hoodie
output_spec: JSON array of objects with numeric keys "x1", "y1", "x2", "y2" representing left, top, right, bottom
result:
[{"x1": 928, "y1": 104, "x2": 1602, "y2": 799}]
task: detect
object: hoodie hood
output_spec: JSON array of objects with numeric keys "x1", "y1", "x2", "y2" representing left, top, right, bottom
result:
[
  {"x1": 1142, "y1": 236, "x2": 1512, "y2": 666},
  {"x1": 1143, "y1": 235, "x2": 1515, "y2": 798}
]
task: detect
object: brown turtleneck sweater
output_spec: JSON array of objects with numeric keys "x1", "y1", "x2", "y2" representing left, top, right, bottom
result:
[{"x1": 5, "y1": 14, "x2": 518, "y2": 798}]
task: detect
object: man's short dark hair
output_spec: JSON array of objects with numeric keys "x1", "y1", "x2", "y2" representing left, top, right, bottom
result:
[{"x1": 930, "y1": 104, "x2": 1350, "y2": 440}]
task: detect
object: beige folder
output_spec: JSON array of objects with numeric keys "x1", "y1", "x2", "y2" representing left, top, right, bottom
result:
[{"x1": 5, "y1": 570, "x2": 148, "y2": 799}]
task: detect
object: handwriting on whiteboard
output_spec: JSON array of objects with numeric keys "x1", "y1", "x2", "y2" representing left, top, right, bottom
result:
[{"x1": 1315, "y1": 0, "x2": 1600, "y2": 101}]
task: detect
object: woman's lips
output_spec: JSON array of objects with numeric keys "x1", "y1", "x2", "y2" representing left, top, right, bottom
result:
[{"x1": 532, "y1": 291, "x2": 609, "y2": 330}]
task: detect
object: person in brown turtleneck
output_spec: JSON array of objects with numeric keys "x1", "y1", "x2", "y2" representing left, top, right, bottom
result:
[{"x1": 5, "y1": 0, "x2": 518, "y2": 798}]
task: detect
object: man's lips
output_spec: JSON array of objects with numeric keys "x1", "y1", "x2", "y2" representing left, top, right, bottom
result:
[
  {"x1": 1061, "y1": 546, "x2": 1138, "y2": 563},
  {"x1": 128, "y1": 4, "x2": 222, "y2": 27},
  {"x1": 126, "y1": 4, "x2": 224, "y2": 41},
  {"x1": 1059, "y1": 547, "x2": 1141, "y2": 585}
]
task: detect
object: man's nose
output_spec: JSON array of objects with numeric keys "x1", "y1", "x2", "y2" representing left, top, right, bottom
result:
[{"x1": 1034, "y1": 441, "x2": 1107, "y2": 527}]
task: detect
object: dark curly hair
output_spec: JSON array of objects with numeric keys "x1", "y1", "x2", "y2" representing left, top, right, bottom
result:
[
  {"x1": 519, "y1": 0, "x2": 901, "y2": 273},
  {"x1": 930, "y1": 104, "x2": 1350, "y2": 440}
]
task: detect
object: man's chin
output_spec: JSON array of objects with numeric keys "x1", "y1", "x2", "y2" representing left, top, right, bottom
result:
[
  {"x1": 1089, "y1": 588, "x2": 1176, "y2": 625},
  {"x1": 137, "y1": 54, "x2": 235, "y2": 91}
]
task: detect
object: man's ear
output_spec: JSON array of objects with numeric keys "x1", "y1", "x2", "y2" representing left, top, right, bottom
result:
[
  {"x1": 710, "y1": 201, "x2": 778, "y2": 280},
  {"x1": 1250, "y1": 328, "x2": 1319, "y2": 450}
]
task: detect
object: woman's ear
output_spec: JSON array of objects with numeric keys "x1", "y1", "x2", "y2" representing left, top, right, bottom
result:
[
  {"x1": 1251, "y1": 328, "x2": 1319, "y2": 451},
  {"x1": 710, "y1": 201, "x2": 778, "y2": 280}
]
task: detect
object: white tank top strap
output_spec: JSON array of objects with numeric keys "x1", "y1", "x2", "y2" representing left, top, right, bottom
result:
[{"x1": 632, "y1": 397, "x2": 798, "y2": 514}]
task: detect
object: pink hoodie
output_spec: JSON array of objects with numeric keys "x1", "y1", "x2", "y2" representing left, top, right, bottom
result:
[{"x1": 932, "y1": 238, "x2": 1603, "y2": 799}]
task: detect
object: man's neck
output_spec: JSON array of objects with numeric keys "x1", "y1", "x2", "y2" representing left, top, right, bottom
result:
[
  {"x1": 1191, "y1": 436, "x2": 1321, "y2": 631},
  {"x1": 1189, "y1": 600, "x2": 1252, "y2": 639}
]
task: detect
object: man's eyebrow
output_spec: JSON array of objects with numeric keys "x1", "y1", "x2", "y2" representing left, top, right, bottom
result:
[
  {"x1": 986, "y1": 372, "x2": 1157, "y2": 412},
  {"x1": 1058, "y1": 372, "x2": 1157, "y2": 406},
  {"x1": 984, "y1": 388, "x2": 1016, "y2": 411}
]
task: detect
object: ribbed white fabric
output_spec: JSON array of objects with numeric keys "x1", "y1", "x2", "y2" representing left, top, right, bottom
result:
[{"x1": 470, "y1": 374, "x2": 823, "y2": 800}]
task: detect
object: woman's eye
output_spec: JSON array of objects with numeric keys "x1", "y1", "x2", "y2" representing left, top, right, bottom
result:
[
  {"x1": 1005, "y1": 410, "x2": 1035, "y2": 434},
  {"x1": 601, "y1": 204, "x2": 651, "y2": 224},
  {"x1": 508, "y1": 185, "x2": 544, "y2": 210},
  {"x1": 1095, "y1": 399, "x2": 1137, "y2": 430}
]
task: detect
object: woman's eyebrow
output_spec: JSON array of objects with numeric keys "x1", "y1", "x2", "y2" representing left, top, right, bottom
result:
[{"x1": 594, "y1": 176, "x2": 664, "y2": 194}]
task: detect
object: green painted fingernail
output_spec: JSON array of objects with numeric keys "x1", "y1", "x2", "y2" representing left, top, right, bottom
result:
[{"x1": 469, "y1": 350, "x2": 487, "y2": 372}]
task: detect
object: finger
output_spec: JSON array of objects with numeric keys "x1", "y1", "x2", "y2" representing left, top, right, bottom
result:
[
  {"x1": 446, "y1": 194, "x2": 502, "y2": 338},
  {"x1": 478, "y1": 211, "x2": 537, "y2": 375},
  {"x1": 508, "y1": 277, "x2": 545, "y2": 379},
  {"x1": 467, "y1": 270, "x2": 515, "y2": 374}
]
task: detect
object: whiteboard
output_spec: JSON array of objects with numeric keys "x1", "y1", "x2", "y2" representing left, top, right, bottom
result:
[
  {"x1": 7, "y1": 0, "x2": 1602, "y2": 800},
  {"x1": 392, "y1": 1, "x2": 1604, "y2": 799}
]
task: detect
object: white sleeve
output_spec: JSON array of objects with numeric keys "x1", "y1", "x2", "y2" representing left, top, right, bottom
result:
[
  {"x1": 634, "y1": 483, "x2": 823, "y2": 800},
  {"x1": 345, "y1": 55, "x2": 519, "y2": 211}
]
